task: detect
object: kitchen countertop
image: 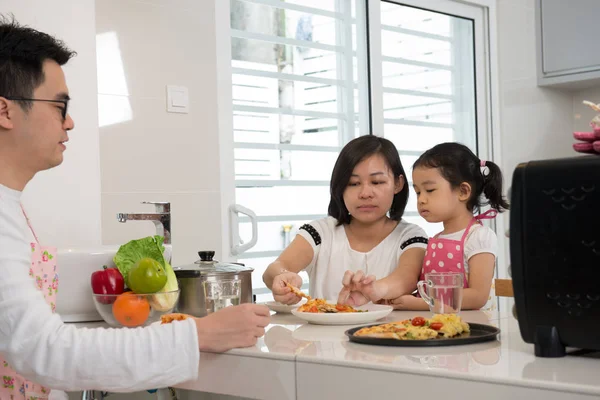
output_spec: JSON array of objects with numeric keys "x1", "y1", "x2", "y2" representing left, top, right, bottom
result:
[{"x1": 70, "y1": 310, "x2": 600, "y2": 399}]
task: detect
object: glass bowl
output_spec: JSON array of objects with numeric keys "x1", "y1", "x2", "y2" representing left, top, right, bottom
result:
[{"x1": 92, "y1": 290, "x2": 180, "y2": 328}]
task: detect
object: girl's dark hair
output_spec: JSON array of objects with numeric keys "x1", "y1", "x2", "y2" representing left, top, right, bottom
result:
[
  {"x1": 328, "y1": 135, "x2": 409, "y2": 225},
  {"x1": 413, "y1": 142, "x2": 509, "y2": 213},
  {"x1": 0, "y1": 15, "x2": 76, "y2": 110}
]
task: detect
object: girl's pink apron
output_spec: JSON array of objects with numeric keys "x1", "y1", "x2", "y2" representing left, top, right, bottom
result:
[
  {"x1": 0, "y1": 207, "x2": 58, "y2": 399},
  {"x1": 419, "y1": 210, "x2": 497, "y2": 307}
]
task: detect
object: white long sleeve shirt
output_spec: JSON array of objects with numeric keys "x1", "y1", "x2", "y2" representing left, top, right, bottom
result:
[{"x1": 0, "y1": 183, "x2": 199, "y2": 393}]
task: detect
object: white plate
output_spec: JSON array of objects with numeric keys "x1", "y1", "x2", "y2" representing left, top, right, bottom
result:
[
  {"x1": 263, "y1": 298, "x2": 307, "y2": 314},
  {"x1": 291, "y1": 303, "x2": 393, "y2": 325}
]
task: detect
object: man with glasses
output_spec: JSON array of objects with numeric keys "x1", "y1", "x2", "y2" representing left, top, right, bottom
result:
[{"x1": 0, "y1": 15, "x2": 270, "y2": 399}]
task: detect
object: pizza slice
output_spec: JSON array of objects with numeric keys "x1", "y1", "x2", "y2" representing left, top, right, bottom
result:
[
  {"x1": 353, "y1": 314, "x2": 470, "y2": 340},
  {"x1": 284, "y1": 280, "x2": 311, "y2": 300}
]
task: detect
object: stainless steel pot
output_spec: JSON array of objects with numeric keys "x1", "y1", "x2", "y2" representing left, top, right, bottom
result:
[{"x1": 174, "y1": 251, "x2": 254, "y2": 317}]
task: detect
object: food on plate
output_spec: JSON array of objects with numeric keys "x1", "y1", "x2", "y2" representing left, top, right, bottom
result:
[
  {"x1": 112, "y1": 292, "x2": 151, "y2": 327},
  {"x1": 284, "y1": 281, "x2": 311, "y2": 300},
  {"x1": 160, "y1": 313, "x2": 190, "y2": 324},
  {"x1": 297, "y1": 298, "x2": 366, "y2": 313},
  {"x1": 91, "y1": 265, "x2": 124, "y2": 304},
  {"x1": 353, "y1": 314, "x2": 469, "y2": 340}
]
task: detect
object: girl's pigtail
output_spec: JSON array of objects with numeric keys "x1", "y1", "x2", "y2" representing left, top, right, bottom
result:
[{"x1": 482, "y1": 161, "x2": 509, "y2": 212}]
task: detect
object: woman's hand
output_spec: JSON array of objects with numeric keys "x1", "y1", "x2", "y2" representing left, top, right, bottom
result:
[
  {"x1": 272, "y1": 272, "x2": 304, "y2": 305},
  {"x1": 337, "y1": 270, "x2": 387, "y2": 307}
]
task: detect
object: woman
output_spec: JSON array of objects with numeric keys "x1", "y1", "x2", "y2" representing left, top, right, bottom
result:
[{"x1": 263, "y1": 135, "x2": 428, "y2": 304}]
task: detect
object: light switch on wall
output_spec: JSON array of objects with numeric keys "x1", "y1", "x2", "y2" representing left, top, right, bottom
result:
[{"x1": 166, "y1": 85, "x2": 189, "y2": 113}]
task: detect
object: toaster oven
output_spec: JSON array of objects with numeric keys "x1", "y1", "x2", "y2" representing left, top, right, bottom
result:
[{"x1": 510, "y1": 156, "x2": 600, "y2": 357}]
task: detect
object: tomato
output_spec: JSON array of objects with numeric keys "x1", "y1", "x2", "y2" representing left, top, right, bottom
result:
[
  {"x1": 128, "y1": 258, "x2": 167, "y2": 294},
  {"x1": 411, "y1": 316, "x2": 426, "y2": 326},
  {"x1": 112, "y1": 292, "x2": 151, "y2": 327},
  {"x1": 309, "y1": 306, "x2": 318, "y2": 313},
  {"x1": 429, "y1": 322, "x2": 444, "y2": 331}
]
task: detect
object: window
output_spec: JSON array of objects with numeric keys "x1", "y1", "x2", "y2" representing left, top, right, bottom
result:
[
  {"x1": 229, "y1": 0, "x2": 369, "y2": 299},
  {"x1": 227, "y1": 0, "x2": 493, "y2": 300},
  {"x1": 368, "y1": 0, "x2": 489, "y2": 237}
]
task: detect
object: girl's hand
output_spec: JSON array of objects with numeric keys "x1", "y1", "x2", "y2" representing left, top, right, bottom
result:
[
  {"x1": 272, "y1": 272, "x2": 304, "y2": 305},
  {"x1": 380, "y1": 294, "x2": 429, "y2": 310},
  {"x1": 337, "y1": 270, "x2": 387, "y2": 307}
]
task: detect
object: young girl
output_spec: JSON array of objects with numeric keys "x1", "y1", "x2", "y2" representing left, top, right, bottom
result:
[
  {"x1": 263, "y1": 135, "x2": 429, "y2": 304},
  {"x1": 340, "y1": 142, "x2": 509, "y2": 310}
]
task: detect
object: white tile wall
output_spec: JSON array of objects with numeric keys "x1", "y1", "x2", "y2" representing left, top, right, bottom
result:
[
  {"x1": 497, "y1": 0, "x2": 574, "y2": 175},
  {"x1": 496, "y1": 0, "x2": 576, "y2": 284},
  {"x1": 96, "y1": 0, "x2": 225, "y2": 266},
  {"x1": 6, "y1": 0, "x2": 102, "y2": 248}
]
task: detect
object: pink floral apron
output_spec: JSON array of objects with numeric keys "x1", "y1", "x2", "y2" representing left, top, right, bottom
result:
[
  {"x1": 0, "y1": 207, "x2": 58, "y2": 399},
  {"x1": 419, "y1": 210, "x2": 497, "y2": 303}
]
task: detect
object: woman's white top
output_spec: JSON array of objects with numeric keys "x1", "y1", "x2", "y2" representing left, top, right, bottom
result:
[{"x1": 297, "y1": 217, "x2": 428, "y2": 300}]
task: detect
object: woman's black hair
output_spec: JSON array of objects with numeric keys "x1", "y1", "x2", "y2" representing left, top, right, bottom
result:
[
  {"x1": 412, "y1": 142, "x2": 509, "y2": 213},
  {"x1": 328, "y1": 135, "x2": 409, "y2": 225}
]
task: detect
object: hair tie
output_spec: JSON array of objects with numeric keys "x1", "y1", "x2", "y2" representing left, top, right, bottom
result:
[{"x1": 480, "y1": 160, "x2": 490, "y2": 177}]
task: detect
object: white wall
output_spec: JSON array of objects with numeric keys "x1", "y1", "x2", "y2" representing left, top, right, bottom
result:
[
  {"x1": 96, "y1": 0, "x2": 224, "y2": 268},
  {"x1": 6, "y1": 0, "x2": 102, "y2": 248},
  {"x1": 496, "y1": 0, "x2": 574, "y2": 176},
  {"x1": 495, "y1": 0, "x2": 576, "y2": 283}
]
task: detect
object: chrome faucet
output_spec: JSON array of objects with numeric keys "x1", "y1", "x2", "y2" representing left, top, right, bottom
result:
[{"x1": 117, "y1": 201, "x2": 171, "y2": 244}]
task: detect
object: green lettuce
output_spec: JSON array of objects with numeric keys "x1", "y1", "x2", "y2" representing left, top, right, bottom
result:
[{"x1": 113, "y1": 235, "x2": 167, "y2": 288}]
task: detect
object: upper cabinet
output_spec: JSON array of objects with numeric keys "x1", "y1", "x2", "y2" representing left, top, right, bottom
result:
[{"x1": 536, "y1": 0, "x2": 600, "y2": 89}]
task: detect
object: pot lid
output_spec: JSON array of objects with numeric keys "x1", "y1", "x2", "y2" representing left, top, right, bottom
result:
[{"x1": 174, "y1": 250, "x2": 253, "y2": 277}]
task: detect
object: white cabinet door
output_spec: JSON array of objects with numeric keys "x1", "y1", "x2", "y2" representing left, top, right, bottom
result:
[{"x1": 537, "y1": 0, "x2": 600, "y2": 88}]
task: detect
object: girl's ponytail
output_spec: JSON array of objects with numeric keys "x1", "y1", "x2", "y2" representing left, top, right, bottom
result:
[{"x1": 481, "y1": 160, "x2": 509, "y2": 212}]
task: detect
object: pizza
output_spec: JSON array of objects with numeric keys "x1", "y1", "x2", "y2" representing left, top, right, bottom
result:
[
  {"x1": 297, "y1": 298, "x2": 366, "y2": 313},
  {"x1": 284, "y1": 281, "x2": 311, "y2": 300},
  {"x1": 353, "y1": 314, "x2": 469, "y2": 340},
  {"x1": 160, "y1": 313, "x2": 190, "y2": 324}
]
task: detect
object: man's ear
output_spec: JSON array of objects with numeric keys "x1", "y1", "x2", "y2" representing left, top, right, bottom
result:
[
  {"x1": 458, "y1": 182, "x2": 472, "y2": 202},
  {"x1": 394, "y1": 174, "x2": 405, "y2": 194},
  {"x1": 0, "y1": 97, "x2": 15, "y2": 130}
]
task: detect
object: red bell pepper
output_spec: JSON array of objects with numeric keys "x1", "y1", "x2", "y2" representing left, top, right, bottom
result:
[{"x1": 91, "y1": 265, "x2": 124, "y2": 304}]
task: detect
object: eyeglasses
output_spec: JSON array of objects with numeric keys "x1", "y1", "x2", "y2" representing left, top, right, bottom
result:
[{"x1": 4, "y1": 97, "x2": 69, "y2": 121}]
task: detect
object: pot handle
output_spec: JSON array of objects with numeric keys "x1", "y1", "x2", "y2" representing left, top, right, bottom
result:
[{"x1": 229, "y1": 204, "x2": 258, "y2": 255}]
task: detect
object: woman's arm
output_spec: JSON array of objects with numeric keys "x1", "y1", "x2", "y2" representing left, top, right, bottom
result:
[
  {"x1": 262, "y1": 235, "x2": 314, "y2": 304},
  {"x1": 263, "y1": 235, "x2": 314, "y2": 288},
  {"x1": 461, "y1": 253, "x2": 495, "y2": 309}
]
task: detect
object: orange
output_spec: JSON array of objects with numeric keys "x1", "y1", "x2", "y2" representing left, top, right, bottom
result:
[{"x1": 112, "y1": 292, "x2": 150, "y2": 327}]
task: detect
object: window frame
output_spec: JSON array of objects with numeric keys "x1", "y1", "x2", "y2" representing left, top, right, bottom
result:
[{"x1": 216, "y1": 0, "x2": 506, "y2": 306}]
